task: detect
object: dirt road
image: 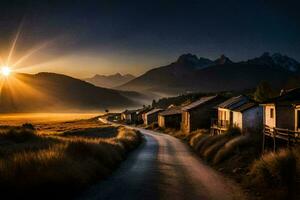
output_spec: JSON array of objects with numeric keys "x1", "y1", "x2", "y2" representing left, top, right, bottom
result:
[{"x1": 79, "y1": 127, "x2": 245, "y2": 200}]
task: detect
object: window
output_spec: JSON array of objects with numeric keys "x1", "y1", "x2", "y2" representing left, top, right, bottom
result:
[{"x1": 270, "y1": 108, "x2": 274, "y2": 119}]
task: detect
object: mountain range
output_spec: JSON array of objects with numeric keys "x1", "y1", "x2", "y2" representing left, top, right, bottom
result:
[
  {"x1": 85, "y1": 73, "x2": 135, "y2": 88},
  {"x1": 117, "y1": 53, "x2": 300, "y2": 96},
  {"x1": 1, "y1": 52, "x2": 299, "y2": 112},
  {"x1": 0, "y1": 73, "x2": 141, "y2": 113}
]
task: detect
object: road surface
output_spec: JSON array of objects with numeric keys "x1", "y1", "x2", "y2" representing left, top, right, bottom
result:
[{"x1": 79, "y1": 126, "x2": 246, "y2": 200}]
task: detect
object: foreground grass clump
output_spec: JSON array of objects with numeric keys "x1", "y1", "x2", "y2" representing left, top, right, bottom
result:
[
  {"x1": 0, "y1": 126, "x2": 38, "y2": 143},
  {"x1": 0, "y1": 125, "x2": 142, "y2": 198},
  {"x1": 248, "y1": 148, "x2": 300, "y2": 199},
  {"x1": 250, "y1": 149, "x2": 296, "y2": 186}
]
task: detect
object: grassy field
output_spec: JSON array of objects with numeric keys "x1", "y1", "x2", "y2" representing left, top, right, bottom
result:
[
  {"x1": 0, "y1": 113, "x2": 100, "y2": 126},
  {"x1": 0, "y1": 116, "x2": 142, "y2": 198}
]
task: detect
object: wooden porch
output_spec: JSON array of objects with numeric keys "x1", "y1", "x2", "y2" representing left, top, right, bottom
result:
[
  {"x1": 263, "y1": 125, "x2": 300, "y2": 152},
  {"x1": 210, "y1": 119, "x2": 230, "y2": 135}
]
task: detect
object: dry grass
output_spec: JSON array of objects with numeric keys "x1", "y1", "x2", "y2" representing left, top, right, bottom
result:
[
  {"x1": 162, "y1": 124, "x2": 300, "y2": 199},
  {"x1": 203, "y1": 137, "x2": 232, "y2": 162},
  {"x1": 249, "y1": 148, "x2": 297, "y2": 187},
  {"x1": 248, "y1": 147, "x2": 300, "y2": 199},
  {"x1": 0, "y1": 124, "x2": 142, "y2": 198},
  {"x1": 189, "y1": 130, "x2": 208, "y2": 150},
  {"x1": 213, "y1": 134, "x2": 254, "y2": 165}
]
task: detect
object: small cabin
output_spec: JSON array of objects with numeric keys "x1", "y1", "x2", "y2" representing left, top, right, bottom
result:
[
  {"x1": 158, "y1": 106, "x2": 182, "y2": 129},
  {"x1": 261, "y1": 88, "x2": 300, "y2": 150},
  {"x1": 261, "y1": 89, "x2": 300, "y2": 131},
  {"x1": 211, "y1": 95, "x2": 263, "y2": 134},
  {"x1": 121, "y1": 109, "x2": 137, "y2": 124},
  {"x1": 181, "y1": 95, "x2": 225, "y2": 133},
  {"x1": 144, "y1": 108, "x2": 163, "y2": 126}
]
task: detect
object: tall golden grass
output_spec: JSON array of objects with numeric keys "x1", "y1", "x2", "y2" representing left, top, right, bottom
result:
[{"x1": 0, "y1": 125, "x2": 142, "y2": 198}]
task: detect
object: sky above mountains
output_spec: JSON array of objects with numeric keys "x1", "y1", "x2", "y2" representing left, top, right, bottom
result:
[{"x1": 0, "y1": 0, "x2": 299, "y2": 77}]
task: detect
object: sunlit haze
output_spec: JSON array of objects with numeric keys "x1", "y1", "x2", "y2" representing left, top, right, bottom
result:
[{"x1": 1, "y1": 66, "x2": 11, "y2": 77}]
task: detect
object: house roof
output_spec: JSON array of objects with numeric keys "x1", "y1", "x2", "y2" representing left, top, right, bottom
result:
[
  {"x1": 159, "y1": 106, "x2": 182, "y2": 116},
  {"x1": 122, "y1": 109, "x2": 137, "y2": 114},
  {"x1": 231, "y1": 102, "x2": 257, "y2": 112},
  {"x1": 182, "y1": 95, "x2": 218, "y2": 111},
  {"x1": 217, "y1": 95, "x2": 259, "y2": 112},
  {"x1": 145, "y1": 108, "x2": 163, "y2": 116},
  {"x1": 261, "y1": 88, "x2": 300, "y2": 105},
  {"x1": 136, "y1": 107, "x2": 152, "y2": 115},
  {"x1": 217, "y1": 95, "x2": 249, "y2": 110}
]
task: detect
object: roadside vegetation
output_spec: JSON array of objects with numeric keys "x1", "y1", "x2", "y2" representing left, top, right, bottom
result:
[
  {"x1": 0, "y1": 121, "x2": 142, "y2": 198},
  {"x1": 249, "y1": 147, "x2": 300, "y2": 199},
  {"x1": 158, "y1": 126, "x2": 299, "y2": 199}
]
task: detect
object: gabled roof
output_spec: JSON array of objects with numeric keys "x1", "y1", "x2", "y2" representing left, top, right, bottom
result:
[
  {"x1": 217, "y1": 95, "x2": 249, "y2": 110},
  {"x1": 159, "y1": 106, "x2": 182, "y2": 116},
  {"x1": 182, "y1": 95, "x2": 218, "y2": 111},
  {"x1": 261, "y1": 88, "x2": 300, "y2": 105},
  {"x1": 231, "y1": 102, "x2": 257, "y2": 112},
  {"x1": 217, "y1": 95, "x2": 259, "y2": 112},
  {"x1": 145, "y1": 108, "x2": 163, "y2": 116}
]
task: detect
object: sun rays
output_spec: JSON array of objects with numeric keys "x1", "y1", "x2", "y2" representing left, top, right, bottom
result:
[{"x1": 0, "y1": 23, "x2": 61, "y2": 106}]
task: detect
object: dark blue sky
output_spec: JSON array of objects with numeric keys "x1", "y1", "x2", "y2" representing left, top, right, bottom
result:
[{"x1": 0, "y1": 0, "x2": 299, "y2": 77}]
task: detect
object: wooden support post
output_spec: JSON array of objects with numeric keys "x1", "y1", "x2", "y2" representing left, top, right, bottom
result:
[
  {"x1": 273, "y1": 128, "x2": 277, "y2": 152},
  {"x1": 287, "y1": 132, "x2": 290, "y2": 148},
  {"x1": 262, "y1": 129, "x2": 265, "y2": 153}
]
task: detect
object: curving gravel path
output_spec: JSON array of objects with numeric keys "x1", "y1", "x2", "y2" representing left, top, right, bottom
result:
[{"x1": 79, "y1": 126, "x2": 246, "y2": 200}]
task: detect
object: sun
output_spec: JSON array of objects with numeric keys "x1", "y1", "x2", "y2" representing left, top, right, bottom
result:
[{"x1": 1, "y1": 66, "x2": 11, "y2": 77}]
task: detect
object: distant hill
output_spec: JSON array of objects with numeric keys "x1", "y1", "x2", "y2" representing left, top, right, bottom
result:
[
  {"x1": 85, "y1": 73, "x2": 135, "y2": 88},
  {"x1": 117, "y1": 53, "x2": 299, "y2": 96},
  {"x1": 0, "y1": 72, "x2": 140, "y2": 113}
]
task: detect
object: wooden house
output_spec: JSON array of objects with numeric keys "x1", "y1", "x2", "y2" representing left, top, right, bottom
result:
[
  {"x1": 158, "y1": 106, "x2": 182, "y2": 129},
  {"x1": 211, "y1": 95, "x2": 263, "y2": 134},
  {"x1": 144, "y1": 108, "x2": 163, "y2": 126},
  {"x1": 181, "y1": 95, "x2": 225, "y2": 133},
  {"x1": 261, "y1": 88, "x2": 300, "y2": 149},
  {"x1": 136, "y1": 106, "x2": 152, "y2": 124},
  {"x1": 121, "y1": 109, "x2": 138, "y2": 124}
]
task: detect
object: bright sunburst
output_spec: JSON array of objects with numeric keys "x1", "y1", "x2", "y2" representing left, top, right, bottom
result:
[{"x1": 1, "y1": 66, "x2": 11, "y2": 77}]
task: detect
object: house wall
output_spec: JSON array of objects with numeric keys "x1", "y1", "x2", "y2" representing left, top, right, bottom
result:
[
  {"x1": 263, "y1": 104, "x2": 276, "y2": 128},
  {"x1": 121, "y1": 113, "x2": 126, "y2": 121},
  {"x1": 189, "y1": 106, "x2": 214, "y2": 131},
  {"x1": 181, "y1": 111, "x2": 190, "y2": 133},
  {"x1": 295, "y1": 106, "x2": 300, "y2": 131},
  {"x1": 182, "y1": 97, "x2": 225, "y2": 133},
  {"x1": 136, "y1": 114, "x2": 144, "y2": 124},
  {"x1": 158, "y1": 115, "x2": 165, "y2": 128},
  {"x1": 142, "y1": 113, "x2": 147, "y2": 123},
  {"x1": 145, "y1": 112, "x2": 160, "y2": 125},
  {"x1": 160, "y1": 114, "x2": 182, "y2": 129},
  {"x1": 185, "y1": 104, "x2": 218, "y2": 133},
  {"x1": 233, "y1": 111, "x2": 243, "y2": 129},
  {"x1": 123, "y1": 114, "x2": 132, "y2": 124},
  {"x1": 276, "y1": 104, "x2": 295, "y2": 130},
  {"x1": 242, "y1": 106, "x2": 263, "y2": 133}
]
